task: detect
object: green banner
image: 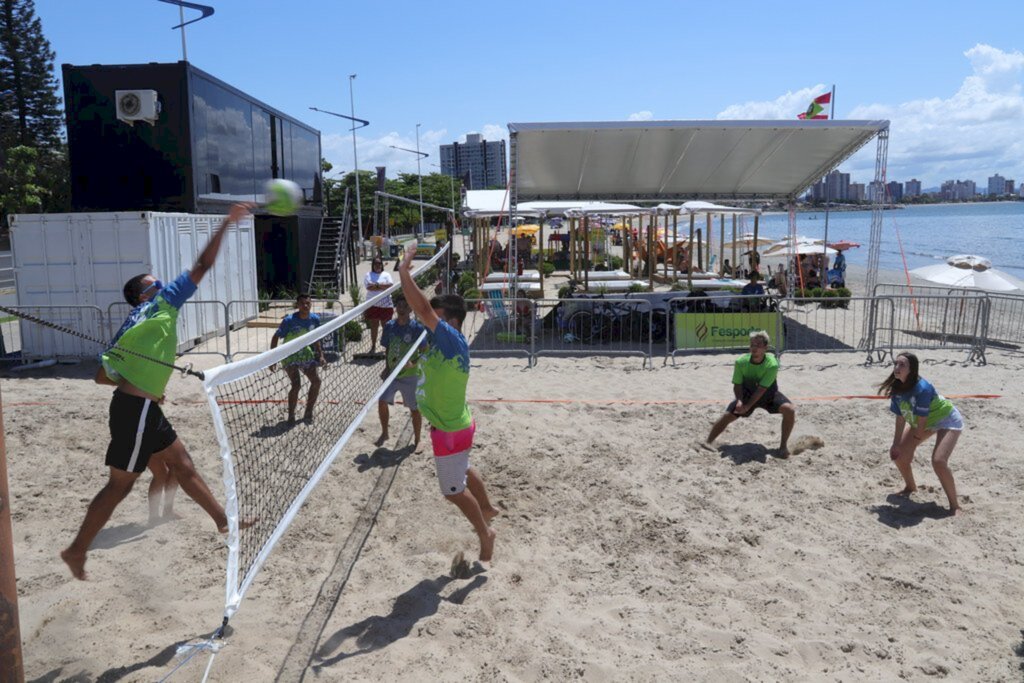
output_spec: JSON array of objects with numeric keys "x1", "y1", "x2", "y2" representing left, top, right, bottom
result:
[{"x1": 674, "y1": 312, "x2": 782, "y2": 350}]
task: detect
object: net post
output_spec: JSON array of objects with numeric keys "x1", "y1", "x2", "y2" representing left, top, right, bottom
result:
[{"x1": 0, "y1": 384, "x2": 25, "y2": 683}]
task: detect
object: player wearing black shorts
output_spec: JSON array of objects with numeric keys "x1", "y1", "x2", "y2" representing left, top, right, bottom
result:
[{"x1": 704, "y1": 330, "x2": 797, "y2": 458}]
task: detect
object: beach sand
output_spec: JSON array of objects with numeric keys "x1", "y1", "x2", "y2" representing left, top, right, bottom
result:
[{"x1": 6, "y1": 264, "x2": 1024, "y2": 681}]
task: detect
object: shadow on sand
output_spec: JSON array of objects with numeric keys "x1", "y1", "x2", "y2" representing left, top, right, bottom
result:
[
  {"x1": 312, "y1": 569, "x2": 488, "y2": 671},
  {"x1": 869, "y1": 493, "x2": 952, "y2": 529}
]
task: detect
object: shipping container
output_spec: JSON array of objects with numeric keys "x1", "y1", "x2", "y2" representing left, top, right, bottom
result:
[{"x1": 9, "y1": 211, "x2": 258, "y2": 359}]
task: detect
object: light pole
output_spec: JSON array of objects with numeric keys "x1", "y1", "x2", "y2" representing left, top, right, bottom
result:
[
  {"x1": 415, "y1": 124, "x2": 424, "y2": 236},
  {"x1": 348, "y1": 75, "x2": 362, "y2": 239},
  {"x1": 309, "y1": 102, "x2": 369, "y2": 224},
  {"x1": 389, "y1": 142, "x2": 429, "y2": 237}
]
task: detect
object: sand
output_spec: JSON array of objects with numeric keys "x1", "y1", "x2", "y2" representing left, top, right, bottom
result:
[{"x1": 5, "y1": 335, "x2": 1024, "y2": 681}]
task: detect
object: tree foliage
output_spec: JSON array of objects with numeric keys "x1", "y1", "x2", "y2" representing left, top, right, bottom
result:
[{"x1": 0, "y1": 0, "x2": 67, "y2": 227}]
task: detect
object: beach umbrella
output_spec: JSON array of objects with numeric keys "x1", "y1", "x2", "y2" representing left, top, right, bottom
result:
[
  {"x1": 828, "y1": 240, "x2": 861, "y2": 251},
  {"x1": 910, "y1": 255, "x2": 1024, "y2": 292},
  {"x1": 511, "y1": 224, "x2": 541, "y2": 237},
  {"x1": 721, "y1": 233, "x2": 775, "y2": 250},
  {"x1": 764, "y1": 239, "x2": 834, "y2": 256}
]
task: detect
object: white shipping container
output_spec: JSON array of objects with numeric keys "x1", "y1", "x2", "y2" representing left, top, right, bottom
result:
[{"x1": 10, "y1": 211, "x2": 259, "y2": 359}]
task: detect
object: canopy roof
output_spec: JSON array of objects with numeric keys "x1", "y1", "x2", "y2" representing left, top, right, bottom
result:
[
  {"x1": 463, "y1": 190, "x2": 645, "y2": 218},
  {"x1": 508, "y1": 120, "x2": 889, "y2": 202}
]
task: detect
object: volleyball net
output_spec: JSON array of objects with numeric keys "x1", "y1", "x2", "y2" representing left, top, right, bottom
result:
[{"x1": 202, "y1": 245, "x2": 448, "y2": 623}]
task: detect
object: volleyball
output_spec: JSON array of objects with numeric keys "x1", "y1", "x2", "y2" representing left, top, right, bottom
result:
[{"x1": 264, "y1": 178, "x2": 304, "y2": 216}]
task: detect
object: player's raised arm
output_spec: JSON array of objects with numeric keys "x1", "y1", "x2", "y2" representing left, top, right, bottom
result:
[
  {"x1": 190, "y1": 202, "x2": 253, "y2": 285},
  {"x1": 397, "y1": 242, "x2": 440, "y2": 332}
]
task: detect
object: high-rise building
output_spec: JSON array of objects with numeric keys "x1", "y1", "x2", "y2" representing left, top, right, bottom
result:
[
  {"x1": 904, "y1": 179, "x2": 922, "y2": 198},
  {"x1": 439, "y1": 133, "x2": 507, "y2": 190},
  {"x1": 1005, "y1": 179, "x2": 1016, "y2": 195},
  {"x1": 987, "y1": 174, "x2": 1007, "y2": 196},
  {"x1": 886, "y1": 181, "x2": 903, "y2": 202},
  {"x1": 848, "y1": 183, "x2": 865, "y2": 202},
  {"x1": 810, "y1": 170, "x2": 850, "y2": 201},
  {"x1": 941, "y1": 179, "x2": 977, "y2": 200}
]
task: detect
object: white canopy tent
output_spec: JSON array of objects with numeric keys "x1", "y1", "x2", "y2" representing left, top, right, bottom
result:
[{"x1": 507, "y1": 120, "x2": 889, "y2": 202}]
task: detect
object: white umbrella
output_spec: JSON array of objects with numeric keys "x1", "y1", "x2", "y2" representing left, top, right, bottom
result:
[
  {"x1": 721, "y1": 233, "x2": 775, "y2": 250},
  {"x1": 910, "y1": 255, "x2": 1024, "y2": 292},
  {"x1": 764, "y1": 241, "x2": 836, "y2": 257}
]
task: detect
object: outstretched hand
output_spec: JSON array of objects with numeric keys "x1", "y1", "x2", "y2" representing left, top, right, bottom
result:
[
  {"x1": 400, "y1": 242, "x2": 418, "y2": 271},
  {"x1": 227, "y1": 202, "x2": 254, "y2": 223}
]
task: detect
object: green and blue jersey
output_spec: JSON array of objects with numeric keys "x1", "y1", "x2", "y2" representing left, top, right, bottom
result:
[
  {"x1": 890, "y1": 378, "x2": 954, "y2": 430},
  {"x1": 103, "y1": 271, "x2": 196, "y2": 397},
  {"x1": 416, "y1": 320, "x2": 472, "y2": 432},
  {"x1": 275, "y1": 312, "x2": 322, "y2": 367},
  {"x1": 382, "y1": 318, "x2": 426, "y2": 379}
]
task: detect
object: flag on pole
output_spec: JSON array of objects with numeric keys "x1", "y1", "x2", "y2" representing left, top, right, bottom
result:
[{"x1": 797, "y1": 92, "x2": 831, "y2": 120}]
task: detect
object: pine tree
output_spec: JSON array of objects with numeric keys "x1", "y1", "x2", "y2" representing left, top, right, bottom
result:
[{"x1": 0, "y1": 0, "x2": 63, "y2": 151}]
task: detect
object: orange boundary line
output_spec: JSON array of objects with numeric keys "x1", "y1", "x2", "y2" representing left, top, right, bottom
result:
[{"x1": 1, "y1": 394, "x2": 1002, "y2": 408}]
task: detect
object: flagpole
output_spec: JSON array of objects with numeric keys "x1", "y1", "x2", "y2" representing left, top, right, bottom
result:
[{"x1": 830, "y1": 85, "x2": 836, "y2": 120}]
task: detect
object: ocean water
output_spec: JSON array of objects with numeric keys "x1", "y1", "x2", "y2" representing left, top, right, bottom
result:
[{"x1": 754, "y1": 202, "x2": 1024, "y2": 279}]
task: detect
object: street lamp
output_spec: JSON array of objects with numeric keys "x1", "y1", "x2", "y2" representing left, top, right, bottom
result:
[
  {"x1": 309, "y1": 84, "x2": 370, "y2": 233},
  {"x1": 389, "y1": 140, "x2": 429, "y2": 237}
]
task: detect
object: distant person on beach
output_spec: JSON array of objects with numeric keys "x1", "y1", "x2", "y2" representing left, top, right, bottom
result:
[
  {"x1": 375, "y1": 294, "x2": 425, "y2": 450},
  {"x1": 722, "y1": 259, "x2": 734, "y2": 278},
  {"x1": 270, "y1": 293, "x2": 325, "y2": 425},
  {"x1": 703, "y1": 330, "x2": 797, "y2": 458},
  {"x1": 364, "y1": 256, "x2": 394, "y2": 352},
  {"x1": 398, "y1": 242, "x2": 498, "y2": 563},
  {"x1": 878, "y1": 352, "x2": 964, "y2": 515},
  {"x1": 62, "y1": 203, "x2": 255, "y2": 581}
]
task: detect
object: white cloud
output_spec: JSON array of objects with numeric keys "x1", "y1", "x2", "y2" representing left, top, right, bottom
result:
[
  {"x1": 716, "y1": 86, "x2": 829, "y2": 120},
  {"x1": 716, "y1": 45, "x2": 1024, "y2": 186},
  {"x1": 628, "y1": 110, "x2": 653, "y2": 121},
  {"x1": 322, "y1": 123, "x2": 509, "y2": 177}
]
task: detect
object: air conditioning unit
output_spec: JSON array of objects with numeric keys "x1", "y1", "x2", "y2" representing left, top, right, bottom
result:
[{"x1": 115, "y1": 89, "x2": 160, "y2": 125}]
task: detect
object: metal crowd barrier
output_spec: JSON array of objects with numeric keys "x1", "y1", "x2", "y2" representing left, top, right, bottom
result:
[
  {"x1": 0, "y1": 305, "x2": 106, "y2": 360},
  {"x1": 779, "y1": 296, "x2": 895, "y2": 362},
  {"x1": 462, "y1": 297, "x2": 535, "y2": 365},
  {"x1": 870, "y1": 293, "x2": 989, "y2": 364},
  {"x1": 875, "y1": 283, "x2": 1024, "y2": 356},
  {"x1": 108, "y1": 300, "x2": 231, "y2": 361},
  {"x1": 534, "y1": 296, "x2": 654, "y2": 367}
]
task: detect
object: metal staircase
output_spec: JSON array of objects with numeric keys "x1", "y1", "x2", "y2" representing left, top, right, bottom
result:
[{"x1": 307, "y1": 188, "x2": 351, "y2": 297}]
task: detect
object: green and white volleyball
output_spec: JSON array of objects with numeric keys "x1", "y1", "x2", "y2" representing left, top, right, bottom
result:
[{"x1": 264, "y1": 179, "x2": 304, "y2": 216}]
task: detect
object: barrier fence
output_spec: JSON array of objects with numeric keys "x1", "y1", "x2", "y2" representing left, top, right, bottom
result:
[{"x1": 2, "y1": 290, "x2": 1018, "y2": 367}]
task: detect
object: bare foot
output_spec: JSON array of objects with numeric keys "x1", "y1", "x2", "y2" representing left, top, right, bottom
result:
[
  {"x1": 61, "y1": 548, "x2": 87, "y2": 581},
  {"x1": 162, "y1": 510, "x2": 183, "y2": 521},
  {"x1": 895, "y1": 486, "x2": 917, "y2": 497},
  {"x1": 696, "y1": 440, "x2": 717, "y2": 453},
  {"x1": 413, "y1": 439, "x2": 423, "y2": 453},
  {"x1": 302, "y1": 414, "x2": 315, "y2": 425},
  {"x1": 219, "y1": 517, "x2": 258, "y2": 534},
  {"x1": 949, "y1": 505, "x2": 963, "y2": 516},
  {"x1": 482, "y1": 506, "x2": 499, "y2": 522},
  {"x1": 374, "y1": 432, "x2": 388, "y2": 447},
  {"x1": 479, "y1": 527, "x2": 496, "y2": 563},
  {"x1": 776, "y1": 447, "x2": 790, "y2": 459}
]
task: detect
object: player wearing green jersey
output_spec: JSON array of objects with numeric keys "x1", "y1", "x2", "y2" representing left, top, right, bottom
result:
[
  {"x1": 704, "y1": 330, "x2": 797, "y2": 458},
  {"x1": 62, "y1": 203, "x2": 253, "y2": 580}
]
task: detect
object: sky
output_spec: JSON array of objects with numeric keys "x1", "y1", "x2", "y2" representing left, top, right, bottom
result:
[{"x1": 34, "y1": 0, "x2": 1024, "y2": 189}]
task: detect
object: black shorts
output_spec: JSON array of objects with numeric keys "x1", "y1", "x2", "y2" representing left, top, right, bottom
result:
[
  {"x1": 105, "y1": 391, "x2": 178, "y2": 473},
  {"x1": 726, "y1": 388, "x2": 791, "y2": 417}
]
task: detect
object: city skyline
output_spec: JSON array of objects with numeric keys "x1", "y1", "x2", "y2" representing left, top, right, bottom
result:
[{"x1": 33, "y1": 1, "x2": 1024, "y2": 188}]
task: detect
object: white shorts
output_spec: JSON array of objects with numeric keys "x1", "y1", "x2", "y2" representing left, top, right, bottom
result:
[
  {"x1": 380, "y1": 375, "x2": 419, "y2": 410},
  {"x1": 934, "y1": 407, "x2": 964, "y2": 432},
  {"x1": 434, "y1": 448, "x2": 470, "y2": 496}
]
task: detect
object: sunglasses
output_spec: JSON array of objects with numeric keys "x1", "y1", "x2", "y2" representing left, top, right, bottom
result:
[{"x1": 141, "y1": 279, "x2": 163, "y2": 298}]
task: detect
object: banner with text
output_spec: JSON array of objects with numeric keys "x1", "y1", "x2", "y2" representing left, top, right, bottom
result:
[{"x1": 674, "y1": 312, "x2": 783, "y2": 350}]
